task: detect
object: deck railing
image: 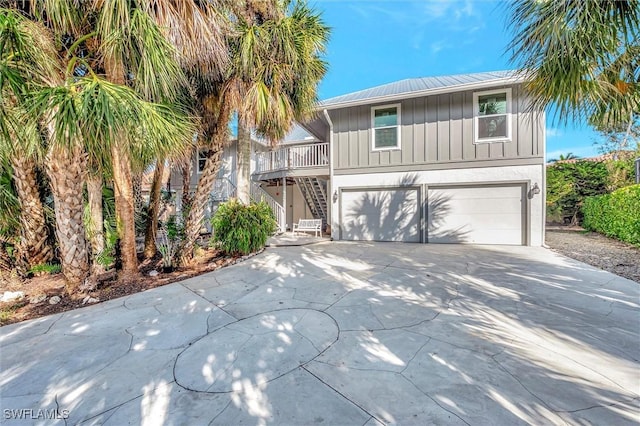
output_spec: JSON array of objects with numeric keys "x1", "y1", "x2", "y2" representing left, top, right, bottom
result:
[{"x1": 254, "y1": 142, "x2": 329, "y2": 174}]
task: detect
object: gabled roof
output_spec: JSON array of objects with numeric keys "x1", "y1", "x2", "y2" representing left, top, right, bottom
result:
[
  {"x1": 319, "y1": 70, "x2": 523, "y2": 110},
  {"x1": 255, "y1": 124, "x2": 319, "y2": 147},
  {"x1": 280, "y1": 125, "x2": 319, "y2": 145}
]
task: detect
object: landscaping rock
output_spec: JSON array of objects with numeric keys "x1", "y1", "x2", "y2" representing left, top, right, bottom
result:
[
  {"x1": 29, "y1": 294, "x2": 47, "y2": 304},
  {"x1": 49, "y1": 296, "x2": 61, "y2": 305},
  {"x1": 148, "y1": 270, "x2": 159, "y2": 277},
  {"x1": 1, "y1": 291, "x2": 24, "y2": 303},
  {"x1": 82, "y1": 296, "x2": 99, "y2": 305}
]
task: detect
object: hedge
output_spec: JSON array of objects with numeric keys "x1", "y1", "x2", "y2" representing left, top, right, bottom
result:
[
  {"x1": 582, "y1": 184, "x2": 640, "y2": 246},
  {"x1": 546, "y1": 161, "x2": 609, "y2": 224},
  {"x1": 210, "y1": 199, "x2": 277, "y2": 255}
]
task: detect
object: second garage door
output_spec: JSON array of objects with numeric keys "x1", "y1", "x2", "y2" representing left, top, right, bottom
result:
[
  {"x1": 427, "y1": 184, "x2": 526, "y2": 245},
  {"x1": 340, "y1": 187, "x2": 421, "y2": 242}
]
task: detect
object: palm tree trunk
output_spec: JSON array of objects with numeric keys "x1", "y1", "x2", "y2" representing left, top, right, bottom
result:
[
  {"x1": 86, "y1": 175, "x2": 105, "y2": 274},
  {"x1": 10, "y1": 156, "x2": 54, "y2": 272},
  {"x1": 143, "y1": 160, "x2": 165, "y2": 258},
  {"x1": 104, "y1": 57, "x2": 139, "y2": 280},
  {"x1": 181, "y1": 158, "x2": 192, "y2": 212},
  {"x1": 46, "y1": 144, "x2": 90, "y2": 290},
  {"x1": 132, "y1": 171, "x2": 145, "y2": 235},
  {"x1": 180, "y1": 101, "x2": 231, "y2": 262},
  {"x1": 0, "y1": 243, "x2": 11, "y2": 272},
  {"x1": 111, "y1": 143, "x2": 139, "y2": 280},
  {"x1": 181, "y1": 147, "x2": 223, "y2": 262},
  {"x1": 236, "y1": 116, "x2": 251, "y2": 205}
]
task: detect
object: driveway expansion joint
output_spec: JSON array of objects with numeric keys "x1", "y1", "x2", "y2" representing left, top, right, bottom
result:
[
  {"x1": 301, "y1": 364, "x2": 379, "y2": 423},
  {"x1": 491, "y1": 352, "x2": 557, "y2": 412},
  {"x1": 422, "y1": 391, "x2": 472, "y2": 426},
  {"x1": 555, "y1": 396, "x2": 640, "y2": 414}
]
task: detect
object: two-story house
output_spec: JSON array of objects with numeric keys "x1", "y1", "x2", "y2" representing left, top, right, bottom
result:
[{"x1": 176, "y1": 70, "x2": 546, "y2": 246}]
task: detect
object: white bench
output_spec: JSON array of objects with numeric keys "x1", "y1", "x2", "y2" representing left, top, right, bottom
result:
[{"x1": 292, "y1": 219, "x2": 322, "y2": 237}]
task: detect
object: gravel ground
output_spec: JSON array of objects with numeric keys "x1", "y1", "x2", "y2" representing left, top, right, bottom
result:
[{"x1": 546, "y1": 228, "x2": 640, "y2": 284}]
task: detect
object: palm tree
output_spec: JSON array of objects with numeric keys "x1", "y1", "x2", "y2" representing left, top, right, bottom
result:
[
  {"x1": 0, "y1": 162, "x2": 25, "y2": 272},
  {"x1": 27, "y1": 0, "x2": 199, "y2": 283},
  {"x1": 507, "y1": 0, "x2": 640, "y2": 128},
  {"x1": 0, "y1": 10, "x2": 58, "y2": 272},
  {"x1": 179, "y1": 0, "x2": 330, "y2": 260},
  {"x1": 548, "y1": 152, "x2": 580, "y2": 163},
  {"x1": 1, "y1": 3, "x2": 197, "y2": 288}
]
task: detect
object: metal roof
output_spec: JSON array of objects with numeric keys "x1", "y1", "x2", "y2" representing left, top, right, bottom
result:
[
  {"x1": 319, "y1": 70, "x2": 522, "y2": 110},
  {"x1": 254, "y1": 124, "x2": 319, "y2": 147},
  {"x1": 280, "y1": 125, "x2": 319, "y2": 145}
]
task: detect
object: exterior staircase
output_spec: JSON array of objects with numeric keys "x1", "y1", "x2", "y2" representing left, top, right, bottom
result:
[
  {"x1": 295, "y1": 177, "x2": 328, "y2": 229},
  {"x1": 210, "y1": 178, "x2": 286, "y2": 233},
  {"x1": 250, "y1": 182, "x2": 286, "y2": 233}
]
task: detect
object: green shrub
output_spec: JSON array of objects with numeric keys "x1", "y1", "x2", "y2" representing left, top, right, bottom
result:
[
  {"x1": 211, "y1": 200, "x2": 276, "y2": 255},
  {"x1": 157, "y1": 215, "x2": 183, "y2": 268},
  {"x1": 582, "y1": 185, "x2": 640, "y2": 246},
  {"x1": 546, "y1": 161, "x2": 609, "y2": 224},
  {"x1": 28, "y1": 263, "x2": 62, "y2": 275}
]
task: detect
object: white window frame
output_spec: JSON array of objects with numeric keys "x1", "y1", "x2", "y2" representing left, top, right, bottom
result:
[
  {"x1": 197, "y1": 150, "x2": 207, "y2": 174},
  {"x1": 473, "y1": 88, "x2": 512, "y2": 144},
  {"x1": 371, "y1": 103, "x2": 401, "y2": 151}
]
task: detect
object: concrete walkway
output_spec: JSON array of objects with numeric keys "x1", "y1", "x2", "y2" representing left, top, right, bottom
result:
[
  {"x1": 267, "y1": 233, "x2": 330, "y2": 246},
  {"x1": 1, "y1": 242, "x2": 638, "y2": 425}
]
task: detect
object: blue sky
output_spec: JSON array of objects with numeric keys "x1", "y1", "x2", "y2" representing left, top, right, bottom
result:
[{"x1": 313, "y1": 0, "x2": 602, "y2": 160}]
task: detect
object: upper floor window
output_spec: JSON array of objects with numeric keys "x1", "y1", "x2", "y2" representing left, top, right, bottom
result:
[
  {"x1": 474, "y1": 88, "x2": 511, "y2": 143},
  {"x1": 372, "y1": 104, "x2": 401, "y2": 150}
]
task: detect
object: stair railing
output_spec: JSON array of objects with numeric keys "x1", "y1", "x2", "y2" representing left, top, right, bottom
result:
[{"x1": 250, "y1": 181, "x2": 286, "y2": 233}]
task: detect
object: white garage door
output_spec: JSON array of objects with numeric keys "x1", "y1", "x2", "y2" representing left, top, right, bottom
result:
[
  {"x1": 340, "y1": 188, "x2": 420, "y2": 242},
  {"x1": 428, "y1": 184, "x2": 525, "y2": 245}
]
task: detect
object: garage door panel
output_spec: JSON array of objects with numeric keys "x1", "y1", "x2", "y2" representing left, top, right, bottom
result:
[
  {"x1": 434, "y1": 199, "x2": 523, "y2": 215},
  {"x1": 341, "y1": 188, "x2": 420, "y2": 242},
  {"x1": 440, "y1": 213, "x2": 522, "y2": 229},
  {"x1": 428, "y1": 185, "x2": 524, "y2": 245}
]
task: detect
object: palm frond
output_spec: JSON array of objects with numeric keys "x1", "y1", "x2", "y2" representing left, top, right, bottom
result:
[
  {"x1": 140, "y1": 0, "x2": 230, "y2": 78},
  {"x1": 0, "y1": 161, "x2": 20, "y2": 238},
  {"x1": 128, "y1": 8, "x2": 186, "y2": 103},
  {"x1": 30, "y1": 0, "x2": 84, "y2": 36},
  {"x1": 229, "y1": 0, "x2": 329, "y2": 142},
  {"x1": 506, "y1": 0, "x2": 640, "y2": 126},
  {"x1": 32, "y1": 76, "x2": 197, "y2": 172}
]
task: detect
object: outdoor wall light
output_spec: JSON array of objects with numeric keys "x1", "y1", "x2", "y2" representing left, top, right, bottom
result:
[
  {"x1": 528, "y1": 182, "x2": 541, "y2": 199},
  {"x1": 532, "y1": 183, "x2": 540, "y2": 194},
  {"x1": 332, "y1": 190, "x2": 338, "y2": 203}
]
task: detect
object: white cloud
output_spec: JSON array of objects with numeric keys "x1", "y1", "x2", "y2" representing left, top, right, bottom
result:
[
  {"x1": 430, "y1": 40, "x2": 450, "y2": 54},
  {"x1": 546, "y1": 128, "x2": 563, "y2": 138},
  {"x1": 454, "y1": 1, "x2": 475, "y2": 20},
  {"x1": 422, "y1": 0, "x2": 451, "y2": 18},
  {"x1": 341, "y1": 0, "x2": 486, "y2": 55}
]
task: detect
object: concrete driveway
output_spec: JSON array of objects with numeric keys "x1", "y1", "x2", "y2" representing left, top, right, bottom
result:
[{"x1": 1, "y1": 242, "x2": 638, "y2": 425}]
